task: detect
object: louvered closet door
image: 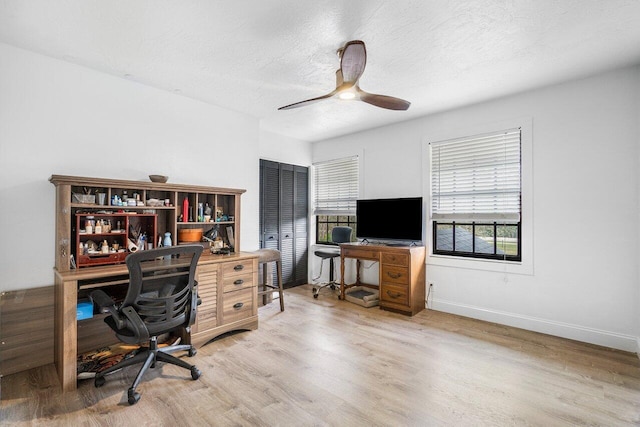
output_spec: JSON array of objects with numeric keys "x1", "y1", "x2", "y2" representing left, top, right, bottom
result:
[
  {"x1": 259, "y1": 160, "x2": 309, "y2": 288},
  {"x1": 294, "y1": 166, "x2": 309, "y2": 285},
  {"x1": 260, "y1": 160, "x2": 280, "y2": 250},
  {"x1": 279, "y1": 164, "x2": 295, "y2": 285}
]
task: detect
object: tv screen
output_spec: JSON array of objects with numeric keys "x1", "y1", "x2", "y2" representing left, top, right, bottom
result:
[{"x1": 356, "y1": 197, "x2": 423, "y2": 242}]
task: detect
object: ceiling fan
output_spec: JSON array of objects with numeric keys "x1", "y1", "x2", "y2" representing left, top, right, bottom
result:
[{"x1": 278, "y1": 40, "x2": 410, "y2": 111}]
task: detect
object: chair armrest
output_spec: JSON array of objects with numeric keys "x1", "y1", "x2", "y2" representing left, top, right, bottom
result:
[
  {"x1": 194, "y1": 280, "x2": 202, "y2": 306},
  {"x1": 91, "y1": 289, "x2": 115, "y2": 309},
  {"x1": 121, "y1": 306, "x2": 150, "y2": 342},
  {"x1": 90, "y1": 289, "x2": 125, "y2": 328},
  {"x1": 187, "y1": 282, "x2": 199, "y2": 327}
]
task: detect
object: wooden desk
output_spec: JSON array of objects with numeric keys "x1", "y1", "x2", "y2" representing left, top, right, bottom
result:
[
  {"x1": 54, "y1": 251, "x2": 258, "y2": 392},
  {"x1": 339, "y1": 243, "x2": 426, "y2": 316}
]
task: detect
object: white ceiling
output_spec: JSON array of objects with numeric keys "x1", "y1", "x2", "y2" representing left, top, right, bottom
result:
[{"x1": 2, "y1": 0, "x2": 640, "y2": 142}]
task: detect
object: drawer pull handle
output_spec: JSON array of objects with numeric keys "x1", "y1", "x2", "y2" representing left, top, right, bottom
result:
[
  {"x1": 234, "y1": 265, "x2": 244, "y2": 271},
  {"x1": 386, "y1": 291, "x2": 402, "y2": 299},
  {"x1": 233, "y1": 302, "x2": 244, "y2": 309},
  {"x1": 387, "y1": 272, "x2": 401, "y2": 279},
  {"x1": 234, "y1": 279, "x2": 244, "y2": 285}
]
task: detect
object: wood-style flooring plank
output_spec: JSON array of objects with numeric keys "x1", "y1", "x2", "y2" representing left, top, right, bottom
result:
[{"x1": 2, "y1": 284, "x2": 640, "y2": 426}]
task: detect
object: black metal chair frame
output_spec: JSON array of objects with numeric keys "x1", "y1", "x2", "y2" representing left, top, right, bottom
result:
[
  {"x1": 90, "y1": 244, "x2": 203, "y2": 405},
  {"x1": 312, "y1": 226, "x2": 352, "y2": 299}
]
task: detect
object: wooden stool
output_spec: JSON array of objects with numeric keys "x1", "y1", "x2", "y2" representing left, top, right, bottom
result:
[{"x1": 254, "y1": 249, "x2": 284, "y2": 311}]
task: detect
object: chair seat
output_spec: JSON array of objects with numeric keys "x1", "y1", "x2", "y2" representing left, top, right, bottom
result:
[
  {"x1": 314, "y1": 250, "x2": 340, "y2": 259},
  {"x1": 254, "y1": 248, "x2": 281, "y2": 263}
]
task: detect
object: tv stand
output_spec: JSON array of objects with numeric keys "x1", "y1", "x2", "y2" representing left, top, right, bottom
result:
[{"x1": 339, "y1": 242, "x2": 426, "y2": 316}]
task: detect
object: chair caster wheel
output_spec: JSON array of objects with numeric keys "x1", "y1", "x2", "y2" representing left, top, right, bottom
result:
[
  {"x1": 128, "y1": 389, "x2": 140, "y2": 405},
  {"x1": 312, "y1": 287, "x2": 317, "y2": 293},
  {"x1": 191, "y1": 366, "x2": 202, "y2": 380},
  {"x1": 313, "y1": 294, "x2": 318, "y2": 299},
  {"x1": 94, "y1": 376, "x2": 106, "y2": 388},
  {"x1": 188, "y1": 347, "x2": 197, "y2": 357}
]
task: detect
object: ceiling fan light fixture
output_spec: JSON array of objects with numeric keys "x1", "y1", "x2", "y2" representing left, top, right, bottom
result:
[{"x1": 338, "y1": 91, "x2": 356, "y2": 100}]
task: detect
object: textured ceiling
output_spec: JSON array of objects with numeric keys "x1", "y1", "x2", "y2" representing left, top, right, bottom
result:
[{"x1": 1, "y1": 0, "x2": 640, "y2": 141}]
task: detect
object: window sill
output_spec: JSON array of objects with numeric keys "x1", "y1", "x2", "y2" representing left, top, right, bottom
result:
[{"x1": 427, "y1": 253, "x2": 533, "y2": 276}]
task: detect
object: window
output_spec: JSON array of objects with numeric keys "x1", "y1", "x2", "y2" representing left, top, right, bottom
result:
[
  {"x1": 430, "y1": 128, "x2": 521, "y2": 261},
  {"x1": 313, "y1": 156, "x2": 359, "y2": 244},
  {"x1": 316, "y1": 215, "x2": 357, "y2": 243}
]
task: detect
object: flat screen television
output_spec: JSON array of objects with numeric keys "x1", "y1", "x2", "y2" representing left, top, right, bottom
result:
[{"x1": 356, "y1": 197, "x2": 423, "y2": 242}]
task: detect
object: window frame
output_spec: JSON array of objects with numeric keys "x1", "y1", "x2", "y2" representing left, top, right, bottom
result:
[{"x1": 423, "y1": 118, "x2": 533, "y2": 275}]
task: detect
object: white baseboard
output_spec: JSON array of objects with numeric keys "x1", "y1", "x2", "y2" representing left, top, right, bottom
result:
[{"x1": 432, "y1": 298, "x2": 638, "y2": 353}]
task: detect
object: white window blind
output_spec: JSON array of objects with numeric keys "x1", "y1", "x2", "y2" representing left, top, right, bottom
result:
[
  {"x1": 430, "y1": 128, "x2": 521, "y2": 222},
  {"x1": 313, "y1": 156, "x2": 359, "y2": 215}
]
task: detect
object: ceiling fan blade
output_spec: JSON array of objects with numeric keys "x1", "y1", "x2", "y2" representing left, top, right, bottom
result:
[
  {"x1": 340, "y1": 40, "x2": 366, "y2": 83},
  {"x1": 278, "y1": 90, "x2": 337, "y2": 110},
  {"x1": 358, "y1": 89, "x2": 411, "y2": 111},
  {"x1": 335, "y1": 69, "x2": 344, "y2": 87}
]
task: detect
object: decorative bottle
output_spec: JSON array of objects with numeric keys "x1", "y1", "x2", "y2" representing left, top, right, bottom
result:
[
  {"x1": 182, "y1": 197, "x2": 189, "y2": 223},
  {"x1": 163, "y1": 232, "x2": 172, "y2": 260}
]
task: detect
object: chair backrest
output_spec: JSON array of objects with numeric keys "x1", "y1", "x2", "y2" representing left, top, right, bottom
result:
[
  {"x1": 332, "y1": 226, "x2": 352, "y2": 244},
  {"x1": 123, "y1": 245, "x2": 203, "y2": 335}
]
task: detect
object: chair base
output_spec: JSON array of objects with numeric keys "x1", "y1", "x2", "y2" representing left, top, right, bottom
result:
[
  {"x1": 94, "y1": 336, "x2": 201, "y2": 405},
  {"x1": 312, "y1": 281, "x2": 340, "y2": 299}
]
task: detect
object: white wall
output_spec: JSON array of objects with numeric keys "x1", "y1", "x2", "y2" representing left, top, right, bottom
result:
[
  {"x1": 313, "y1": 66, "x2": 640, "y2": 351},
  {"x1": 0, "y1": 43, "x2": 261, "y2": 292},
  {"x1": 259, "y1": 130, "x2": 312, "y2": 167}
]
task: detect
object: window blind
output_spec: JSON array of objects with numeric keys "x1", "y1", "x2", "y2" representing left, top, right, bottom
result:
[
  {"x1": 430, "y1": 128, "x2": 521, "y2": 222},
  {"x1": 313, "y1": 156, "x2": 359, "y2": 215}
]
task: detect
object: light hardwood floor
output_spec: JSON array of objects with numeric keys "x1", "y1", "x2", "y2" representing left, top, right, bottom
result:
[{"x1": 2, "y1": 284, "x2": 640, "y2": 426}]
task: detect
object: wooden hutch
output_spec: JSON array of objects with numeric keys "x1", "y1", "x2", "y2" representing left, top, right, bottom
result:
[{"x1": 50, "y1": 175, "x2": 259, "y2": 392}]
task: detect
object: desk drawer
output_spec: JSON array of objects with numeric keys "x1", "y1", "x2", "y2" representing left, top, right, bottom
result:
[
  {"x1": 381, "y1": 252, "x2": 409, "y2": 267},
  {"x1": 380, "y1": 283, "x2": 409, "y2": 306},
  {"x1": 222, "y1": 259, "x2": 254, "y2": 276},
  {"x1": 223, "y1": 271, "x2": 254, "y2": 293},
  {"x1": 381, "y1": 265, "x2": 410, "y2": 285},
  {"x1": 342, "y1": 248, "x2": 379, "y2": 260},
  {"x1": 223, "y1": 288, "x2": 254, "y2": 324}
]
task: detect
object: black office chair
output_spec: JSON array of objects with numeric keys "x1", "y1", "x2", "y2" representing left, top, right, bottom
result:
[
  {"x1": 90, "y1": 245, "x2": 203, "y2": 405},
  {"x1": 312, "y1": 226, "x2": 352, "y2": 299}
]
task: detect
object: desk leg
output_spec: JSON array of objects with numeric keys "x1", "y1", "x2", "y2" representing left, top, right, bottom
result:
[
  {"x1": 355, "y1": 260, "x2": 362, "y2": 285},
  {"x1": 340, "y1": 253, "x2": 345, "y2": 300}
]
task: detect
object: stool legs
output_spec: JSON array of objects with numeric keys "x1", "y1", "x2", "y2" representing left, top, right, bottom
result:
[
  {"x1": 276, "y1": 260, "x2": 284, "y2": 312},
  {"x1": 259, "y1": 259, "x2": 284, "y2": 312},
  {"x1": 312, "y1": 257, "x2": 339, "y2": 299}
]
